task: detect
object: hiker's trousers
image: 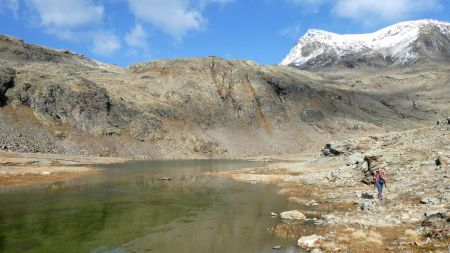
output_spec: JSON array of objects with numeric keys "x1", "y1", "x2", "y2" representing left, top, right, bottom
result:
[{"x1": 375, "y1": 180, "x2": 384, "y2": 199}]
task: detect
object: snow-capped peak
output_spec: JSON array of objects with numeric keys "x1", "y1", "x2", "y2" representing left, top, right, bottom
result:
[{"x1": 280, "y1": 19, "x2": 450, "y2": 69}]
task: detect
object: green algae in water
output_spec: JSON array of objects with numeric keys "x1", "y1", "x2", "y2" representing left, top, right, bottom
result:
[{"x1": 0, "y1": 160, "x2": 300, "y2": 253}]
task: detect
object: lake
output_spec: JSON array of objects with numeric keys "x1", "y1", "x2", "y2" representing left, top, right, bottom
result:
[{"x1": 0, "y1": 160, "x2": 305, "y2": 253}]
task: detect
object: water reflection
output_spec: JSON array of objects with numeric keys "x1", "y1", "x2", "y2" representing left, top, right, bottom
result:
[{"x1": 0, "y1": 160, "x2": 303, "y2": 253}]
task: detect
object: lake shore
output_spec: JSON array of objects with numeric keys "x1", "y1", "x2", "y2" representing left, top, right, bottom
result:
[
  {"x1": 0, "y1": 151, "x2": 126, "y2": 187},
  {"x1": 212, "y1": 125, "x2": 450, "y2": 252}
]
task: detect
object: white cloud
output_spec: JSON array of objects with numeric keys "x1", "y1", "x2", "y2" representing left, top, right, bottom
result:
[
  {"x1": 284, "y1": 0, "x2": 442, "y2": 25},
  {"x1": 25, "y1": 0, "x2": 121, "y2": 56},
  {"x1": 125, "y1": 23, "x2": 149, "y2": 49},
  {"x1": 127, "y1": 0, "x2": 203, "y2": 40},
  {"x1": 279, "y1": 21, "x2": 302, "y2": 38},
  {"x1": 127, "y1": 0, "x2": 233, "y2": 40},
  {"x1": 333, "y1": 0, "x2": 442, "y2": 25},
  {"x1": 28, "y1": 0, "x2": 104, "y2": 28},
  {"x1": 92, "y1": 31, "x2": 121, "y2": 56},
  {"x1": 0, "y1": 0, "x2": 19, "y2": 14}
]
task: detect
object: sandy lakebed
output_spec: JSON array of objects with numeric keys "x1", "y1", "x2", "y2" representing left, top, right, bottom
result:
[{"x1": 0, "y1": 151, "x2": 126, "y2": 187}]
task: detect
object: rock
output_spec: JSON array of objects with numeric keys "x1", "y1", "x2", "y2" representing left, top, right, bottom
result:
[
  {"x1": 424, "y1": 210, "x2": 447, "y2": 218},
  {"x1": 322, "y1": 148, "x2": 332, "y2": 156},
  {"x1": 322, "y1": 142, "x2": 344, "y2": 156},
  {"x1": 40, "y1": 171, "x2": 51, "y2": 175},
  {"x1": 297, "y1": 235, "x2": 324, "y2": 249},
  {"x1": 280, "y1": 210, "x2": 307, "y2": 220},
  {"x1": 347, "y1": 153, "x2": 364, "y2": 165},
  {"x1": 270, "y1": 212, "x2": 278, "y2": 217},
  {"x1": 420, "y1": 197, "x2": 440, "y2": 205},
  {"x1": 306, "y1": 200, "x2": 319, "y2": 206},
  {"x1": 0, "y1": 66, "x2": 15, "y2": 106},
  {"x1": 361, "y1": 192, "x2": 374, "y2": 199},
  {"x1": 311, "y1": 249, "x2": 322, "y2": 253},
  {"x1": 272, "y1": 245, "x2": 282, "y2": 250},
  {"x1": 436, "y1": 152, "x2": 449, "y2": 167},
  {"x1": 360, "y1": 199, "x2": 376, "y2": 211}
]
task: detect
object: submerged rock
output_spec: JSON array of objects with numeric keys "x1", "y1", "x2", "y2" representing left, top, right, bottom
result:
[{"x1": 280, "y1": 210, "x2": 306, "y2": 220}]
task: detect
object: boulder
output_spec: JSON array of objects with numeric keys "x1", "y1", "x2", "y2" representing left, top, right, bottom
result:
[
  {"x1": 361, "y1": 192, "x2": 374, "y2": 199},
  {"x1": 424, "y1": 210, "x2": 447, "y2": 218},
  {"x1": 280, "y1": 210, "x2": 307, "y2": 220},
  {"x1": 360, "y1": 199, "x2": 377, "y2": 211},
  {"x1": 297, "y1": 235, "x2": 324, "y2": 249},
  {"x1": 420, "y1": 197, "x2": 440, "y2": 205},
  {"x1": 322, "y1": 140, "x2": 356, "y2": 157}
]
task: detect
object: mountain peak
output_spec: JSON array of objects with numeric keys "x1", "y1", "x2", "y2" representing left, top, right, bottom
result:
[{"x1": 280, "y1": 19, "x2": 450, "y2": 69}]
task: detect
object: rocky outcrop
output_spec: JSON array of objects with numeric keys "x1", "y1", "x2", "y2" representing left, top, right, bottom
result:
[
  {"x1": 0, "y1": 65, "x2": 15, "y2": 106},
  {"x1": 5, "y1": 73, "x2": 134, "y2": 135}
]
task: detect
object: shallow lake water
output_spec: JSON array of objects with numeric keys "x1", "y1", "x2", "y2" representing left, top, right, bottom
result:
[{"x1": 0, "y1": 160, "x2": 305, "y2": 253}]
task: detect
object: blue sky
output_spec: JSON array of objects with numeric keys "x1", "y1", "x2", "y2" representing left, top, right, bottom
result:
[{"x1": 0, "y1": 0, "x2": 449, "y2": 66}]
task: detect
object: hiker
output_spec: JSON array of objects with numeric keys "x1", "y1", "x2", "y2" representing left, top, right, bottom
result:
[{"x1": 373, "y1": 163, "x2": 387, "y2": 200}]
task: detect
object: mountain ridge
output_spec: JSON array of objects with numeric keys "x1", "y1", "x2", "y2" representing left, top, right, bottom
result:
[
  {"x1": 0, "y1": 33, "x2": 448, "y2": 159},
  {"x1": 281, "y1": 19, "x2": 450, "y2": 69}
]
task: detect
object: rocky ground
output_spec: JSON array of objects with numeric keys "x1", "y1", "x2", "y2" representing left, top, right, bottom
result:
[
  {"x1": 214, "y1": 121, "x2": 449, "y2": 252},
  {"x1": 0, "y1": 151, "x2": 125, "y2": 187}
]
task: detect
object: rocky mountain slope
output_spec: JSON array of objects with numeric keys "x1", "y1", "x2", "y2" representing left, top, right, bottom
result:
[
  {"x1": 0, "y1": 34, "x2": 449, "y2": 159},
  {"x1": 281, "y1": 19, "x2": 450, "y2": 69}
]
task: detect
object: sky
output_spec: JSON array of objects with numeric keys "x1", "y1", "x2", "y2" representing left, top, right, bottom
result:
[{"x1": 0, "y1": 0, "x2": 449, "y2": 67}]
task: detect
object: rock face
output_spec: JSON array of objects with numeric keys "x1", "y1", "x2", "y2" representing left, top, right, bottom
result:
[
  {"x1": 281, "y1": 20, "x2": 450, "y2": 70},
  {"x1": 0, "y1": 34, "x2": 449, "y2": 158}
]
